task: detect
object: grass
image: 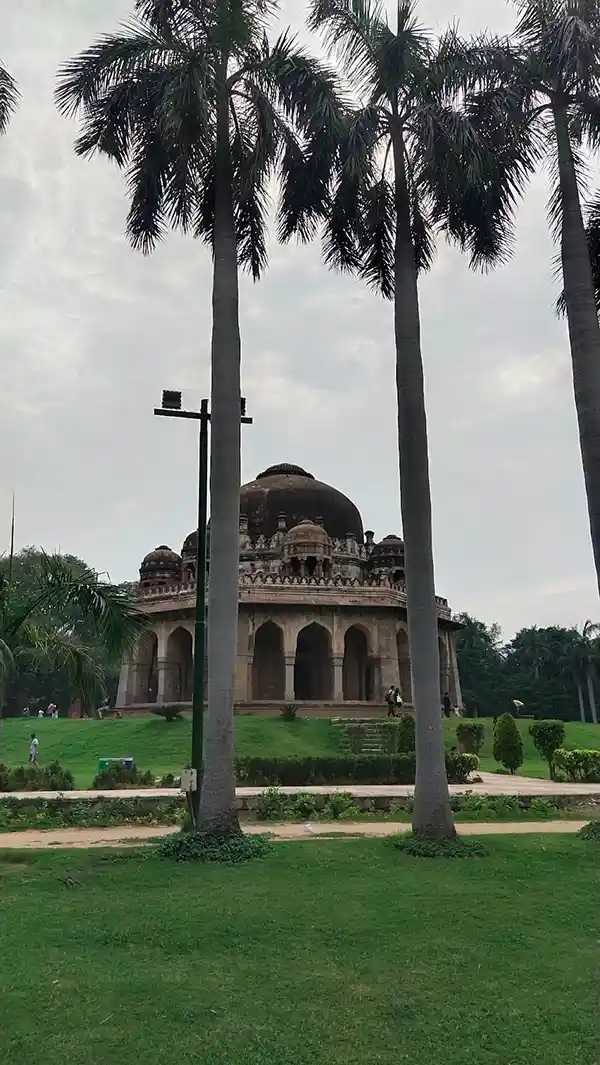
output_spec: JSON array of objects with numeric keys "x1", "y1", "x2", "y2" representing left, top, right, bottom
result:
[
  {"x1": 1, "y1": 716, "x2": 598, "y2": 787},
  {"x1": 0, "y1": 836, "x2": 596, "y2": 1065}
]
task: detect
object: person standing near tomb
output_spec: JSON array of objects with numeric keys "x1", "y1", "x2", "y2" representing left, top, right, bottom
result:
[{"x1": 28, "y1": 733, "x2": 39, "y2": 764}]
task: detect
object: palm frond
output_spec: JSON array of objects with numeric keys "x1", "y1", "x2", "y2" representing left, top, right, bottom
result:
[
  {"x1": 0, "y1": 637, "x2": 15, "y2": 702},
  {"x1": 308, "y1": 0, "x2": 384, "y2": 93},
  {"x1": 0, "y1": 62, "x2": 19, "y2": 135},
  {"x1": 320, "y1": 104, "x2": 381, "y2": 271},
  {"x1": 19, "y1": 624, "x2": 106, "y2": 708},
  {"x1": 360, "y1": 176, "x2": 395, "y2": 297}
]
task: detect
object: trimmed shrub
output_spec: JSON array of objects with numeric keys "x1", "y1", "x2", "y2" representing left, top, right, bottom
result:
[
  {"x1": 280, "y1": 703, "x2": 298, "y2": 721},
  {"x1": 492, "y1": 714, "x2": 523, "y2": 774},
  {"x1": 0, "y1": 762, "x2": 74, "y2": 792},
  {"x1": 553, "y1": 748, "x2": 600, "y2": 783},
  {"x1": 92, "y1": 764, "x2": 155, "y2": 789},
  {"x1": 345, "y1": 723, "x2": 368, "y2": 754},
  {"x1": 528, "y1": 720, "x2": 566, "y2": 779},
  {"x1": 392, "y1": 834, "x2": 489, "y2": 858},
  {"x1": 151, "y1": 704, "x2": 184, "y2": 722},
  {"x1": 456, "y1": 721, "x2": 485, "y2": 755},
  {"x1": 378, "y1": 715, "x2": 415, "y2": 754},
  {"x1": 234, "y1": 751, "x2": 477, "y2": 787},
  {"x1": 578, "y1": 820, "x2": 600, "y2": 841},
  {"x1": 156, "y1": 831, "x2": 273, "y2": 863}
]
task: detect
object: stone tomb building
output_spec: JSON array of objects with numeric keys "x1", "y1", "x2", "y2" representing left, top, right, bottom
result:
[{"x1": 116, "y1": 463, "x2": 461, "y2": 713}]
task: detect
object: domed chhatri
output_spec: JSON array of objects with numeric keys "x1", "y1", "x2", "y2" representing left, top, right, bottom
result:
[
  {"x1": 139, "y1": 545, "x2": 182, "y2": 586},
  {"x1": 119, "y1": 463, "x2": 461, "y2": 712}
]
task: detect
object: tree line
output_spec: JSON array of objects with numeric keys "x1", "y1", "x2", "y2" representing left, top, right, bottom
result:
[
  {"x1": 2, "y1": 0, "x2": 600, "y2": 840},
  {"x1": 456, "y1": 614, "x2": 599, "y2": 723}
]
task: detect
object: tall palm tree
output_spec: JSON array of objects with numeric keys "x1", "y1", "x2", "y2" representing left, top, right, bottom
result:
[
  {"x1": 55, "y1": 0, "x2": 342, "y2": 834},
  {"x1": 558, "y1": 196, "x2": 600, "y2": 316},
  {"x1": 473, "y1": 0, "x2": 600, "y2": 593},
  {"x1": 0, "y1": 61, "x2": 18, "y2": 134},
  {"x1": 0, "y1": 554, "x2": 145, "y2": 714},
  {"x1": 309, "y1": 0, "x2": 532, "y2": 838}
]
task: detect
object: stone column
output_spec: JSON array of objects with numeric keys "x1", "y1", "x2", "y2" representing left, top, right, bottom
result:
[
  {"x1": 449, "y1": 633, "x2": 463, "y2": 707},
  {"x1": 439, "y1": 632, "x2": 451, "y2": 698},
  {"x1": 284, "y1": 654, "x2": 296, "y2": 701},
  {"x1": 157, "y1": 628, "x2": 168, "y2": 704},
  {"x1": 116, "y1": 657, "x2": 131, "y2": 708},
  {"x1": 333, "y1": 654, "x2": 344, "y2": 702}
]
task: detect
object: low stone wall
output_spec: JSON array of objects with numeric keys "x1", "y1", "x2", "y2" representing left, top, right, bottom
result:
[{"x1": 117, "y1": 702, "x2": 391, "y2": 719}]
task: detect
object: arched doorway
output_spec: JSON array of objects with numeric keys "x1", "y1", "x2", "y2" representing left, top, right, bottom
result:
[
  {"x1": 135, "y1": 631, "x2": 158, "y2": 704},
  {"x1": 439, "y1": 635, "x2": 450, "y2": 701},
  {"x1": 294, "y1": 624, "x2": 332, "y2": 700},
  {"x1": 343, "y1": 626, "x2": 371, "y2": 700},
  {"x1": 252, "y1": 622, "x2": 285, "y2": 700},
  {"x1": 165, "y1": 627, "x2": 193, "y2": 702},
  {"x1": 396, "y1": 629, "x2": 412, "y2": 703}
]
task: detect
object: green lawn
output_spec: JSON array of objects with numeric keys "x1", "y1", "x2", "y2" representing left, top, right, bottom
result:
[
  {"x1": 1, "y1": 716, "x2": 598, "y2": 787},
  {"x1": 0, "y1": 836, "x2": 596, "y2": 1065}
]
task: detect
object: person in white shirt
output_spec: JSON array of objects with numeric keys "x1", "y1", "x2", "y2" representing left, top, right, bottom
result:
[{"x1": 28, "y1": 733, "x2": 39, "y2": 764}]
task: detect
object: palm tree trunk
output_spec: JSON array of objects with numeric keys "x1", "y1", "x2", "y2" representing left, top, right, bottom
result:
[
  {"x1": 198, "y1": 72, "x2": 242, "y2": 835},
  {"x1": 577, "y1": 680, "x2": 586, "y2": 723},
  {"x1": 392, "y1": 127, "x2": 454, "y2": 840},
  {"x1": 553, "y1": 104, "x2": 600, "y2": 594},
  {"x1": 585, "y1": 667, "x2": 598, "y2": 725}
]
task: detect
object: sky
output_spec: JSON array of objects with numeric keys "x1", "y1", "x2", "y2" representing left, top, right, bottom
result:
[{"x1": 0, "y1": 0, "x2": 598, "y2": 640}]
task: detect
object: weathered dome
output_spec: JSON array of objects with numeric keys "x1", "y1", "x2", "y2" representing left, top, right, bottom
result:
[
  {"x1": 140, "y1": 545, "x2": 182, "y2": 581},
  {"x1": 240, "y1": 464, "x2": 363, "y2": 543},
  {"x1": 369, "y1": 534, "x2": 404, "y2": 572},
  {"x1": 284, "y1": 520, "x2": 332, "y2": 550}
]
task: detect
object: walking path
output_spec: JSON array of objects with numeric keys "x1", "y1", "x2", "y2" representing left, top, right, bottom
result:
[
  {"x1": 0, "y1": 819, "x2": 588, "y2": 850},
  {"x1": 4, "y1": 772, "x2": 600, "y2": 802}
]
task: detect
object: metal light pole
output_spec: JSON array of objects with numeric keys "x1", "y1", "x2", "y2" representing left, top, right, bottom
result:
[{"x1": 154, "y1": 391, "x2": 252, "y2": 825}]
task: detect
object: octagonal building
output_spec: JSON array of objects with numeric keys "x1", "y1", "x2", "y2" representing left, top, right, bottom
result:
[{"x1": 116, "y1": 463, "x2": 461, "y2": 713}]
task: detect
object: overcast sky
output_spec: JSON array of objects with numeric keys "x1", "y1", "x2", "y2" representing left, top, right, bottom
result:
[{"x1": 1, "y1": 0, "x2": 598, "y2": 639}]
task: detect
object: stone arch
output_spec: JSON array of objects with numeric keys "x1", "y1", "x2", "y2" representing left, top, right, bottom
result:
[
  {"x1": 396, "y1": 628, "x2": 412, "y2": 703},
  {"x1": 134, "y1": 631, "x2": 158, "y2": 704},
  {"x1": 342, "y1": 625, "x2": 372, "y2": 701},
  {"x1": 294, "y1": 623, "x2": 332, "y2": 700},
  {"x1": 252, "y1": 621, "x2": 285, "y2": 700},
  {"x1": 165, "y1": 627, "x2": 193, "y2": 702},
  {"x1": 438, "y1": 634, "x2": 450, "y2": 701}
]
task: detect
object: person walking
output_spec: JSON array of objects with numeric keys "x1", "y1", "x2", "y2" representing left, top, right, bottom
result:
[
  {"x1": 386, "y1": 686, "x2": 396, "y2": 717},
  {"x1": 28, "y1": 733, "x2": 39, "y2": 764},
  {"x1": 394, "y1": 687, "x2": 403, "y2": 715},
  {"x1": 442, "y1": 692, "x2": 452, "y2": 718}
]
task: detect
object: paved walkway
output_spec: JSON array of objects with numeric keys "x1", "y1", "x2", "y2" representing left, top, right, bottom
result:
[
  {"x1": 4, "y1": 772, "x2": 600, "y2": 802},
  {"x1": 0, "y1": 819, "x2": 587, "y2": 850}
]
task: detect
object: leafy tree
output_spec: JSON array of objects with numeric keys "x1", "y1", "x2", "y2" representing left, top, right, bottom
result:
[
  {"x1": 0, "y1": 551, "x2": 146, "y2": 719},
  {"x1": 492, "y1": 712, "x2": 524, "y2": 774},
  {"x1": 56, "y1": 0, "x2": 342, "y2": 834},
  {"x1": 454, "y1": 613, "x2": 506, "y2": 715},
  {"x1": 473, "y1": 0, "x2": 600, "y2": 594},
  {"x1": 309, "y1": 0, "x2": 531, "y2": 839},
  {"x1": 0, "y1": 61, "x2": 18, "y2": 134}
]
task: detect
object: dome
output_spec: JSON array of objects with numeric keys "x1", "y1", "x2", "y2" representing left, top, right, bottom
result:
[
  {"x1": 284, "y1": 520, "x2": 332, "y2": 552},
  {"x1": 369, "y1": 534, "x2": 404, "y2": 571},
  {"x1": 240, "y1": 464, "x2": 364, "y2": 543},
  {"x1": 140, "y1": 545, "x2": 182, "y2": 581}
]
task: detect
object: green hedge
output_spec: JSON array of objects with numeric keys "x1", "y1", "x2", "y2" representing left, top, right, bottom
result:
[
  {"x1": 234, "y1": 751, "x2": 478, "y2": 786},
  {"x1": 0, "y1": 762, "x2": 74, "y2": 792},
  {"x1": 554, "y1": 748, "x2": 600, "y2": 783}
]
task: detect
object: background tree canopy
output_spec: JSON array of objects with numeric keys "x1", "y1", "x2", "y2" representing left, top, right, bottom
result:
[
  {"x1": 455, "y1": 613, "x2": 599, "y2": 721},
  {"x1": 0, "y1": 548, "x2": 143, "y2": 717}
]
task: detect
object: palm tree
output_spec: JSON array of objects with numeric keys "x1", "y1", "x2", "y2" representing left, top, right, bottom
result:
[
  {"x1": 473, "y1": 0, "x2": 600, "y2": 593},
  {"x1": 579, "y1": 619, "x2": 599, "y2": 723},
  {"x1": 55, "y1": 0, "x2": 342, "y2": 834},
  {"x1": 309, "y1": 0, "x2": 531, "y2": 838},
  {"x1": 0, "y1": 554, "x2": 145, "y2": 716},
  {"x1": 0, "y1": 61, "x2": 18, "y2": 134},
  {"x1": 558, "y1": 196, "x2": 600, "y2": 316}
]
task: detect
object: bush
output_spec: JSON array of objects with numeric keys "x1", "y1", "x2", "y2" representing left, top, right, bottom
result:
[
  {"x1": 392, "y1": 834, "x2": 489, "y2": 859},
  {"x1": 254, "y1": 787, "x2": 361, "y2": 822},
  {"x1": 0, "y1": 762, "x2": 74, "y2": 792},
  {"x1": 0, "y1": 795, "x2": 185, "y2": 831},
  {"x1": 323, "y1": 792, "x2": 361, "y2": 820},
  {"x1": 92, "y1": 764, "x2": 155, "y2": 789},
  {"x1": 234, "y1": 751, "x2": 477, "y2": 787},
  {"x1": 529, "y1": 720, "x2": 566, "y2": 779},
  {"x1": 156, "y1": 830, "x2": 273, "y2": 863},
  {"x1": 578, "y1": 819, "x2": 600, "y2": 841},
  {"x1": 280, "y1": 703, "x2": 298, "y2": 721},
  {"x1": 492, "y1": 714, "x2": 523, "y2": 774},
  {"x1": 553, "y1": 748, "x2": 600, "y2": 783},
  {"x1": 456, "y1": 721, "x2": 485, "y2": 755},
  {"x1": 151, "y1": 704, "x2": 184, "y2": 722},
  {"x1": 379, "y1": 714, "x2": 416, "y2": 754},
  {"x1": 345, "y1": 723, "x2": 367, "y2": 754}
]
